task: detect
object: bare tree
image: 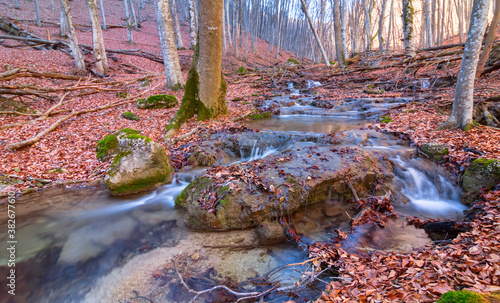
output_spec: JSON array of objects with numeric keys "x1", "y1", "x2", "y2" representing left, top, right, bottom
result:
[
  {"x1": 402, "y1": 0, "x2": 415, "y2": 57},
  {"x1": 123, "y1": 0, "x2": 134, "y2": 43},
  {"x1": 438, "y1": 0, "x2": 491, "y2": 131},
  {"x1": 166, "y1": 0, "x2": 227, "y2": 137},
  {"x1": 332, "y1": 0, "x2": 346, "y2": 69},
  {"x1": 86, "y1": 0, "x2": 109, "y2": 74},
  {"x1": 99, "y1": 0, "x2": 107, "y2": 30},
  {"x1": 300, "y1": 0, "x2": 330, "y2": 66},
  {"x1": 476, "y1": 0, "x2": 500, "y2": 76},
  {"x1": 170, "y1": 0, "x2": 185, "y2": 49},
  {"x1": 155, "y1": 0, "x2": 184, "y2": 89},
  {"x1": 188, "y1": 0, "x2": 196, "y2": 49},
  {"x1": 378, "y1": 0, "x2": 388, "y2": 51},
  {"x1": 59, "y1": 0, "x2": 85, "y2": 73},
  {"x1": 34, "y1": 0, "x2": 42, "y2": 26}
]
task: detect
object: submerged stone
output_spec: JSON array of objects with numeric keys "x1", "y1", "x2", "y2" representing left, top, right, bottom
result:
[
  {"x1": 462, "y1": 158, "x2": 500, "y2": 205},
  {"x1": 136, "y1": 94, "x2": 178, "y2": 109}
]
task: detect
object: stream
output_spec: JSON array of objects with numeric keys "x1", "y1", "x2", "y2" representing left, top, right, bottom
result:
[{"x1": 0, "y1": 83, "x2": 467, "y2": 303}]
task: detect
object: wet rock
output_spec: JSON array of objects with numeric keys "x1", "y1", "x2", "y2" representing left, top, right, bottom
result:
[
  {"x1": 462, "y1": 158, "x2": 500, "y2": 205},
  {"x1": 420, "y1": 142, "x2": 449, "y2": 161},
  {"x1": 105, "y1": 134, "x2": 174, "y2": 195},
  {"x1": 187, "y1": 145, "x2": 230, "y2": 166},
  {"x1": 136, "y1": 94, "x2": 178, "y2": 109},
  {"x1": 96, "y1": 134, "x2": 119, "y2": 162},
  {"x1": 177, "y1": 136, "x2": 394, "y2": 230},
  {"x1": 256, "y1": 220, "x2": 285, "y2": 245}
]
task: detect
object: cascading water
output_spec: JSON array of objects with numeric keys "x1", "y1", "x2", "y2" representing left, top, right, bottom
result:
[
  {"x1": 392, "y1": 156, "x2": 466, "y2": 219},
  {"x1": 239, "y1": 140, "x2": 278, "y2": 162}
]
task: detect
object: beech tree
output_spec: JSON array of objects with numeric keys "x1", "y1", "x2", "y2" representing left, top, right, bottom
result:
[
  {"x1": 402, "y1": 0, "x2": 415, "y2": 57},
  {"x1": 86, "y1": 0, "x2": 109, "y2": 74},
  {"x1": 332, "y1": 0, "x2": 346, "y2": 70},
  {"x1": 165, "y1": 0, "x2": 226, "y2": 137},
  {"x1": 438, "y1": 0, "x2": 490, "y2": 131},
  {"x1": 300, "y1": 0, "x2": 330, "y2": 67},
  {"x1": 155, "y1": 0, "x2": 184, "y2": 89},
  {"x1": 476, "y1": 0, "x2": 500, "y2": 77},
  {"x1": 59, "y1": 0, "x2": 86, "y2": 73}
]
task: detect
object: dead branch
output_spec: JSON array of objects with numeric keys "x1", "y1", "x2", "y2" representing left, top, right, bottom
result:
[
  {"x1": 0, "y1": 67, "x2": 83, "y2": 81},
  {"x1": 6, "y1": 84, "x2": 159, "y2": 150},
  {"x1": 172, "y1": 252, "x2": 277, "y2": 303},
  {"x1": 346, "y1": 178, "x2": 360, "y2": 202}
]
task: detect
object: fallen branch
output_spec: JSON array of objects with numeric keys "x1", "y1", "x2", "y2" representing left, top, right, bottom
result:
[{"x1": 6, "y1": 84, "x2": 159, "y2": 149}]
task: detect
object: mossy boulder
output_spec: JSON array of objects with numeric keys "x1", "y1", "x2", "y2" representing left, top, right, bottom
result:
[
  {"x1": 285, "y1": 58, "x2": 300, "y2": 67},
  {"x1": 121, "y1": 111, "x2": 140, "y2": 121},
  {"x1": 420, "y1": 142, "x2": 449, "y2": 161},
  {"x1": 104, "y1": 134, "x2": 174, "y2": 195},
  {"x1": 136, "y1": 94, "x2": 178, "y2": 109},
  {"x1": 96, "y1": 135, "x2": 119, "y2": 162},
  {"x1": 236, "y1": 66, "x2": 248, "y2": 75},
  {"x1": 462, "y1": 158, "x2": 500, "y2": 205},
  {"x1": 438, "y1": 290, "x2": 500, "y2": 303}
]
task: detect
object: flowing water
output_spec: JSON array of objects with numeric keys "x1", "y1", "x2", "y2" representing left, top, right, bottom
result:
[{"x1": 0, "y1": 82, "x2": 468, "y2": 302}]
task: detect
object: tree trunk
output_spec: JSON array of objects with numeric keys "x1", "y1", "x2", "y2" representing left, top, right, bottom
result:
[
  {"x1": 378, "y1": 0, "x2": 388, "y2": 52},
  {"x1": 364, "y1": 0, "x2": 371, "y2": 51},
  {"x1": 438, "y1": 0, "x2": 490, "y2": 131},
  {"x1": 60, "y1": 6, "x2": 68, "y2": 37},
  {"x1": 34, "y1": 0, "x2": 42, "y2": 26},
  {"x1": 99, "y1": 0, "x2": 107, "y2": 30},
  {"x1": 15, "y1": 0, "x2": 19, "y2": 10},
  {"x1": 402, "y1": 0, "x2": 415, "y2": 57},
  {"x1": 166, "y1": 0, "x2": 227, "y2": 137},
  {"x1": 332, "y1": 0, "x2": 346, "y2": 69},
  {"x1": 123, "y1": 0, "x2": 134, "y2": 43},
  {"x1": 59, "y1": 0, "x2": 85, "y2": 73},
  {"x1": 188, "y1": 0, "x2": 196, "y2": 49},
  {"x1": 86, "y1": 0, "x2": 109, "y2": 74},
  {"x1": 300, "y1": 0, "x2": 330, "y2": 67},
  {"x1": 476, "y1": 0, "x2": 500, "y2": 76},
  {"x1": 170, "y1": 0, "x2": 185, "y2": 49},
  {"x1": 155, "y1": 0, "x2": 183, "y2": 89},
  {"x1": 128, "y1": 0, "x2": 138, "y2": 30}
]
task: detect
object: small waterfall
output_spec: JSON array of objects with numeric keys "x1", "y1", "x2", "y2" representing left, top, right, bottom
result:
[
  {"x1": 393, "y1": 157, "x2": 466, "y2": 218},
  {"x1": 306, "y1": 80, "x2": 322, "y2": 88},
  {"x1": 239, "y1": 140, "x2": 278, "y2": 162}
]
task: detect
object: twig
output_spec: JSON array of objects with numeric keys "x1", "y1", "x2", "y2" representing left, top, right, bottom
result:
[{"x1": 346, "y1": 178, "x2": 360, "y2": 202}]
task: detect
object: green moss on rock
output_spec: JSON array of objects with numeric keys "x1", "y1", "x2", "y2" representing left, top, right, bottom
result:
[
  {"x1": 379, "y1": 115, "x2": 393, "y2": 123},
  {"x1": 121, "y1": 111, "x2": 140, "y2": 121},
  {"x1": 96, "y1": 135, "x2": 119, "y2": 162},
  {"x1": 124, "y1": 133, "x2": 152, "y2": 142},
  {"x1": 420, "y1": 142, "x2": 449, "y2": 161},
  {"x1": 437, "y1": 290, "x2": 483, "y2": 303},
  {"x1": 236, "y1": 66, "x2": 248, "y2": 75},
  {"x1": 115, "y1": 128, "x2": 141, "y2": 136},
  {"x1": 462, "y1": 158, "x2": 500, "y2": 205},
  {"x1": 286, "y1": 58, "x2": 300, "y2": 66},
  {"x1": 136, "y1": 94, "x2": 178, "y2": 109}
]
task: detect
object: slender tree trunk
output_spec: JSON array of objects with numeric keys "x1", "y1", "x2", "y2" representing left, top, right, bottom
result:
[
  {"x1": 425, "y1": 0, "x2": 432, "y2": 47},
  {"x1": 340, "y1": 0, "x2": 348, "y2": 58},
  {"x1": 50, "y1": 0, "x2": 55, "y2": 11},
  {"x1": 60, "y1": 6, "x2": 68, "y2": 37},
  {"x1": 402, "y1": 0, "x2": 415, "y2": 57},
  {"x1": 188, "y1": 0, "x2": 196, "y2": 49},
  {"x1": 386, "y1": 0, "x2": 394, "y2": 51},
  {"x1": 15, "y1": 0, "x2": 19, "y2": 9},
  {"x1": 59, "y1": 0, "x2": 86, "y2": 73},
  {"x1": 155, "y1": 0, "x2": 184, "y2": 89},
  {"x1": 476, "y1": 0, "x2": 500, "y2": 76},
  {"x1": 378, "y1": 0, "x2": 388, "y2": 51},
  {"x1": 170, "y1": 0, "x2": 185, "y2": 49},
  {"x1": 300, "y1": 0, "x2": 330, "y2": 66},
  {"x1": 99, "y1": 0, "x2": 107, "y2": 30},
  {"x1": 86, "y1": 0, "x2": 109, "y2": 74},
  {"x1": 123, "y1": 0, "x2": 134, "y2": 43},
  {"x1": 166, "y1": 0, "x2": 226, "y2": 137},
  {"x1": 438, "y1": 0, "x2": 490, "y2": 131},
  {"x1": 332, "y1": 0, "x2": 346, "y2": 69},
  {"x1": 364, "y1": 0, "x2": 371, "y2": 51},
  {"x1": 34, "y1": 0, "x2": 42, "y2": 26},
  {"x1": 128, "y1": 0, "x2": 138, "y2": 30}
]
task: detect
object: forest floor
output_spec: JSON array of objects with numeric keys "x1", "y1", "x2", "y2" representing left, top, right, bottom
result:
[{"x1": 1, "y1": 2, "x2": 500, "y2": 302}]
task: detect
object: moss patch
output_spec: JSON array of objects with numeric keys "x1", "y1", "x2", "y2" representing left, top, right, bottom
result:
[
  {"x1": 115, "y1": 128, "x2": 141, "y2": 136},
  {"x1": 286, "y1": 58, "x2": 300, "y2": 65},
  {"x1": 236, "y1": 66, "x2": 248, "y2": 75},
  {"x1": 437, "y1": 290, "x2": 483, "y2": 303},
  {"x1": 107, "y1": 169, "x2": 169, "y2": 195},
  {"x1": 96, "y1": 135, "x2": 119, "y2": 162},
  {"x1": 136, "y1": 94, "x2": 178, "y2": 109},
  {"x1": 379, "y1": 115, "x2": 393, "y2": 123},
  {"x1": 121, "y1": 111, "x2": 140, "y2": 121}
]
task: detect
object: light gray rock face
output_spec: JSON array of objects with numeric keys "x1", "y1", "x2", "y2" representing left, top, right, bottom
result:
[
  {"x1": 105, "y1": 135, "x2": 174, "y2": 195},
  {"x1": 420, "y1": 142, "x2": 449, "y2": 161}
]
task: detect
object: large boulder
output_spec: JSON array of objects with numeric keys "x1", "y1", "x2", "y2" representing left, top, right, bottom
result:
[
  {"x1": 105, "y1": 133, "x2": 174, "y2": 195},
  {"x1": 462, "y1": 158, "x2": 500, "y2": 205},
  {"x1": 175, "y1": 144, "x2": 394, "y2": 230}
]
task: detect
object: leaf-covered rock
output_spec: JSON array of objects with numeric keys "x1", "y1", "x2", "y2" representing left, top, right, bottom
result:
[{"x1": 462, "y1": 158, "x2": 500, "y2": 205}]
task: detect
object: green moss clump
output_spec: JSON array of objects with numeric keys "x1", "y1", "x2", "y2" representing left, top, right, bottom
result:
[
  {"x1": 364, "y1": 89, "x2": 385, "y2": 95},
  {"x1": 231, "y1": 97, "x2": 244, "y2": 102},
  {"x1": 108, "y1": 169, "x2": 170, "y2": 195},
  {"x1": 236, "y1": 66, "x2": 248, "y2": 75},
  {"x1": 262, "y1": 112, "x2": 272, "y2": 118},
  {"x1": 251, "y1": 94, "x2": 259, "y2": 97},
  {"x1": 136, "y1": 94, "x2": 178, "y2": 109},
  {"x1": 175, "y1": 189, "x2": 188, "y2": 207},
  {"x1": 286, "y1": 58, "x2": 300, "y2": 65},
  {"x1": 249, "y1": 114, "x2": 263, "y2": 120},
  {"x1": 141, "y1": 78, "x2": 152, "y2": 87},
  {"x1": 96, "y1": 134, "x2": 119, "y2": 162},
  {"x1": 379, "y1": 115, "x2": 393, "y2": 123},
  {"x1": 437, "y1": 290, "x2": 483, "y2": 303},
  {"x1": 115, "y1": 128, "x2": 141, "y2": 136},
  {"x1": 121, "y1": 111, "x2": 140, "y2": 121}
]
